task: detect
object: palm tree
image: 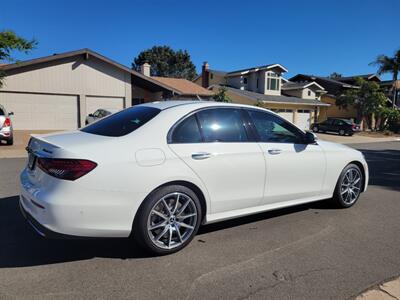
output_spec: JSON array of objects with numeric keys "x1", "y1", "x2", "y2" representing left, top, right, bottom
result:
[{"x1": 370, "y1": 49, "x2": 400, "y2": 108}]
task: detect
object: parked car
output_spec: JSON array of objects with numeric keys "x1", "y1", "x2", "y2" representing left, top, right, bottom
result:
[
  {"x1": 311, "y1": 118, "x2": 360, "y2": 136},
  {"x1": 20, "y1": 101, "x2": 368, "y2": 255},
  {"x1": 85, "y1": 108, "x2": 119, "y2": 125},
  {"x1": 0, "y1": 104, "x2": 14, "y2": 145}
]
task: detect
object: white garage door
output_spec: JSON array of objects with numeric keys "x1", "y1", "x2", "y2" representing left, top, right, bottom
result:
[
  {"x1": 274, "y1": 109, "x2": 294, "y2": 123},
  {"x1": 296, "y1": 110, "x2": 311, "y2": 130},
  {"x1": 0, "y1": 92, "x2": 79, "y2": 130},
  {"x1": 86, "y1": 96, "x2": 124, "y2": 116}
]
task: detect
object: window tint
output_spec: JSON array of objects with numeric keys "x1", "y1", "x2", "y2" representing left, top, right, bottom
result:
[
  {"x1": 82, "y1": 106, "x2": 160, "y2": 137},
  {"x1": 247, "y1": 110, "x2": 304, "y2": 144},
  {"x1": 197, "y1": 108, "x2": 248, "y2": 142},
  {"x1": 0, "y1": 108, "x2": 4, "y2": 116},
  {"x1": 171, "y1": 115, "x2": 202, "y2": 143},
  {"x1": 324, "y1": 119, "x2": 333, "y2": 125}
]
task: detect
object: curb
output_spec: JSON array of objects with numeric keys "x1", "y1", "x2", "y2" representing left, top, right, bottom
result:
[{"x1": 356, "y1": 276, "x2": 400, "y2": 299}]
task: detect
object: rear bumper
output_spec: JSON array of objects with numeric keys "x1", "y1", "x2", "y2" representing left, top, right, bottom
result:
[
  {"x1": 19, "y1": 167, "x2": 136, "y2": 238},
  {"x1": 0, "y1": 127, "x2": 12, "y2": 140},
  {"x1": 19, "y1": 198, "x2": 79, "y2": 239}
]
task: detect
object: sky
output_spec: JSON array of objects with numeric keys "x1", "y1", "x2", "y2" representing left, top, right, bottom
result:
[{"x1": 1, "y1": 0, "x2": 399, "y2": 80}]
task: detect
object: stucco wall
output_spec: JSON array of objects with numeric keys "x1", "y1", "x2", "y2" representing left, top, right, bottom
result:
[{"x1": 321, "y1": 95, "x2": 358, "y2": 121}]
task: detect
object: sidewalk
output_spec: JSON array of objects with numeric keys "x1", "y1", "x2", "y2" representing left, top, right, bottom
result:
[
  {"x1": 316, "y1": 132, "x2": 400, "y2": 144},
  {"x1": 357, "y1": 277, "x2": 400, "y2": 299}
]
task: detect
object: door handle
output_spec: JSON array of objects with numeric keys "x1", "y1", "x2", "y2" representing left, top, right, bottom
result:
[
  {"x1": 191, "y1": 152, "x2": 212, "y2": 160},
  {"x1": 268, "y1": 149, "x2": 282, "y2": 155}
]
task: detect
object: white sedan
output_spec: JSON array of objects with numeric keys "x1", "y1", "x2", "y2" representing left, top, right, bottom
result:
[{"x1": 20, "y1": 101, "x2": 368, "y2": 254}]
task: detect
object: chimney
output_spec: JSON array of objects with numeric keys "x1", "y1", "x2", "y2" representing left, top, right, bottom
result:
[
  {"x1": 201, "y1": 61, "x2": 209, "y2": 88},
  {"x1": 140, "y1": 63, "x2": 151, "y2": 77}
]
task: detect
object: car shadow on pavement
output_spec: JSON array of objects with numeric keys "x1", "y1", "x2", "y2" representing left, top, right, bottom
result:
[
  {"x1": 357, "y1": 148, "x2": 400, "y2": 191},
  {"x1": 0, "y1": 195, "x2": 338, "y2": 268}
]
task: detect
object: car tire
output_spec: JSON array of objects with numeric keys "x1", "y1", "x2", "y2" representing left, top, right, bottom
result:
[
  {"x1": 6, "y1": 138, "x2": 13, "y2": 145},
  {"x1": 339, "y1": 129, "x2": 345, "y2": 136},
  {"x1": 133, "y1": 184, "x2": 202, "y2": 255},
  {"x1": 312, "y1": 126, "x2": 319, "y2": 133},
  {"x1": 332, "y1": 163, "x2": 363, "y2": 208}
]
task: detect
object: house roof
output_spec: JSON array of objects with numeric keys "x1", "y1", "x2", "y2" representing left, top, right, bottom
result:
[
  {"x1": 289, "y1": 74, "x2": 357, "y2": 88},
  {"x1": 152, "y1": 76, "x2": 214, "y2": 97},
  {"x1": 337, "y1": 74, "x2": 381, "y2": 83},
  {"x1": 282, "y1": 81, "x2": 325, "y2": 91},
  {"x1": 226, "y1": 64, "x2": 288, "y2": 77},
  {"x1": 0, "y1": 48, "x2": 182, "y2": 94},
  {"x1": 220, "y1": 86, "x2": 329, "y2": 107}
]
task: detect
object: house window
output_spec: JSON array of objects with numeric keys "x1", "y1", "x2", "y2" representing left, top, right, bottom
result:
[
  {"x1": 256, "y1": 78, "x2": 259, "y2": 88},
  {"x1": 210, "y1": 73, "x2": 214, "y2": 79},
  {"x1": 243, "y1": 77, "x2": 248, "y2": 84},
  {"x1": 307, "y1": 90, "x2": 311, "y2": 96},
  {"x1": 266, "y1": 72, "x2": 280, "y2": 91}
]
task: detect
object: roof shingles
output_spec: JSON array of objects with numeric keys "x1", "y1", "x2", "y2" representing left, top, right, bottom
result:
[{"x1": 152, "y1": 77, "x2": 214, "y2": 97}]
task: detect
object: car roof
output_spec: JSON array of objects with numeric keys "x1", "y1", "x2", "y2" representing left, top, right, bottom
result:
[{"x1": 139, "y1": 100, "x2": 263, "y2": 111}]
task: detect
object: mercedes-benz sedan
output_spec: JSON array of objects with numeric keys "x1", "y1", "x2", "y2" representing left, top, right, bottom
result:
[{"x1": 20, "y1": 101, "x2": 368, "y2": 255}]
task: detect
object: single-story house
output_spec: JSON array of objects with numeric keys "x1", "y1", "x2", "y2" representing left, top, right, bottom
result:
[
  {"x1": 195, "y1": 62, "x2": 329, "y2": 130},
  {"x1": 0, "y1": 49, "x2": 211, "y2": 130}
]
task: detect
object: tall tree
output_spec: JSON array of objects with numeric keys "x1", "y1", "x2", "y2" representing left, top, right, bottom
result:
[
  {"x1": 329, "y1": 72, "x2": 342, "y2": 79},
  {"x1": 370, "y1": 49, "x2": 400, "y2": 108},
  {"x1": 0, "y1": 30, "x2": 37, "y2": 87},
  {"x1": 132, "y1": 45, "x2": 197, "y2": 80},
  {"x1": 336, "y1": 78, "x2": 386, "y2": 129}
]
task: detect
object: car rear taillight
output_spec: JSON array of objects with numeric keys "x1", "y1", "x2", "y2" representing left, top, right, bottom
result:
[
  {"x1": 37, "y1": 158, "x2": 97, "y2": 181},
  {"x1": 2, "y1": 117, "x2": 11, "y2": 127},
  {"x1": 352, "y1": 124, "x2": 356, "y2": 129}
]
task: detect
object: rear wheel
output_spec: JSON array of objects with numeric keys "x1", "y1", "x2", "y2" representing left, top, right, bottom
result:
[
  {"x1": 6, "y1": 137, "x2": 13, "y2": 145},
  {"x1": 339, "y1": 129, "x2": 345, "y2": 136},
  {"x1": 312, "y1": 126, "x2": 319, "y2": 133},
  {"x1": 133, "y1": 185, "x2": 201, "y2": 255},
  {"x1": 333, "y1": 164, "x2": 363, "y2": 208}
]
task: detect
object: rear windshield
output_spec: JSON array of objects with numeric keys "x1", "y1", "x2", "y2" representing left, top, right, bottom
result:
[{"x1": 81, "y1": 106, "x2": 161, "y2": 137}]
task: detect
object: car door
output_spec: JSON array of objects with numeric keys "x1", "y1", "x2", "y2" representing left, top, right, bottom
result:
[
  {"x1": 168, "y1": 107, "x2": 266, "y2": 214},
  {"x1": 320, "y1": 119, "x2": 332, "y2": 131},
  {"x1": 245, "y1": 109, "x2": 326, "y2": 204}
]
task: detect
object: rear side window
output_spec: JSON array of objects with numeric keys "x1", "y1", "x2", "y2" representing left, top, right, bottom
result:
[
  {"x1": 196, "y1": 108, "x2": 248, "y2": 142},
  {"x1": 171, "y1": 115, "x2": 202, "y2": 143},
  {"x1": 0, "y1": 108, "x2": 4, "y2": 116},
  {"x1": 81, "y1": 106, "x2": 160, "y2": 137}
]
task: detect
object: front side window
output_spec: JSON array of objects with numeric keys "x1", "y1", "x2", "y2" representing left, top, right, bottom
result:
[
  {"x1": 170, "y1": 115, "x2": 202, "y2": 143},
  {"x1": 82, "y1": 106, "x2": 160, "y2": 137},
  {"x1": 247, "y1": 109, "x2": 304, "y2": 144},
  {"x1": 196, "y1": 108, "x2": 248, "y2": 142}
]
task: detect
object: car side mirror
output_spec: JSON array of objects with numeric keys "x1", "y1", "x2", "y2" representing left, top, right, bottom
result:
[
  {"x1": 8, "y1": 112, "x2": 14, "y2": 116},
  {"x1": 304, "y1": 131, "x2": 317, "y2": 144},
  {"x1": 88, "y1": 113, "x2": 94, "y2": 117}
]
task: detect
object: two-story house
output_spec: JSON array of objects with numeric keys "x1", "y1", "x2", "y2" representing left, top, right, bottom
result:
[{"x1": 194, "y1": 62, "x2": 329, "y2": 130}]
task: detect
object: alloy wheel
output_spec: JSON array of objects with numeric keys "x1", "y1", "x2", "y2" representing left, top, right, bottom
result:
[
  {"x1": 340, "y1": 168, "x2": 362, "y2": 205},
  {"x1": 147, "y1": 192, "x2": 198, "y2": 250}
]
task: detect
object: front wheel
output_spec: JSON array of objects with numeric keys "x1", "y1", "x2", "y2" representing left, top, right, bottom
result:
[
  {"x1": 333, "y1": 164, "x2": 363, "y2": 208},
  {"x1": 133, "y1": 185, "x2": 202, "y2": 255},
  {"x1": 312, "y1": 126, "x2": 319, "y2": 133}
]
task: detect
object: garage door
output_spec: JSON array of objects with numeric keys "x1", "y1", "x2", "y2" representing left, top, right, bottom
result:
[
  {"x1": 86, "y1": 96, "x2": 124, "y2": 116},
  {"x1": 0, "y1": 92, "x2": 79, "y2": 130},
  {"x1": 296, "y1": 110, "x2": 311, "y2": 130},
  {"x1": 274, "y1": 109, "x2": 294, "y2": 123}
]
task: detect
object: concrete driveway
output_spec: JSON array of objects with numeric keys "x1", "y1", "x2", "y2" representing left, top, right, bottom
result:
[{"x1": 0, "y1": 141, "x2": 399, "y2": 299}]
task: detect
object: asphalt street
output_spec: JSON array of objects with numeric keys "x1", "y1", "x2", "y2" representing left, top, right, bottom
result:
[{"x1": 0, "y1": 142, "x2": 399, "y2": 299}]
